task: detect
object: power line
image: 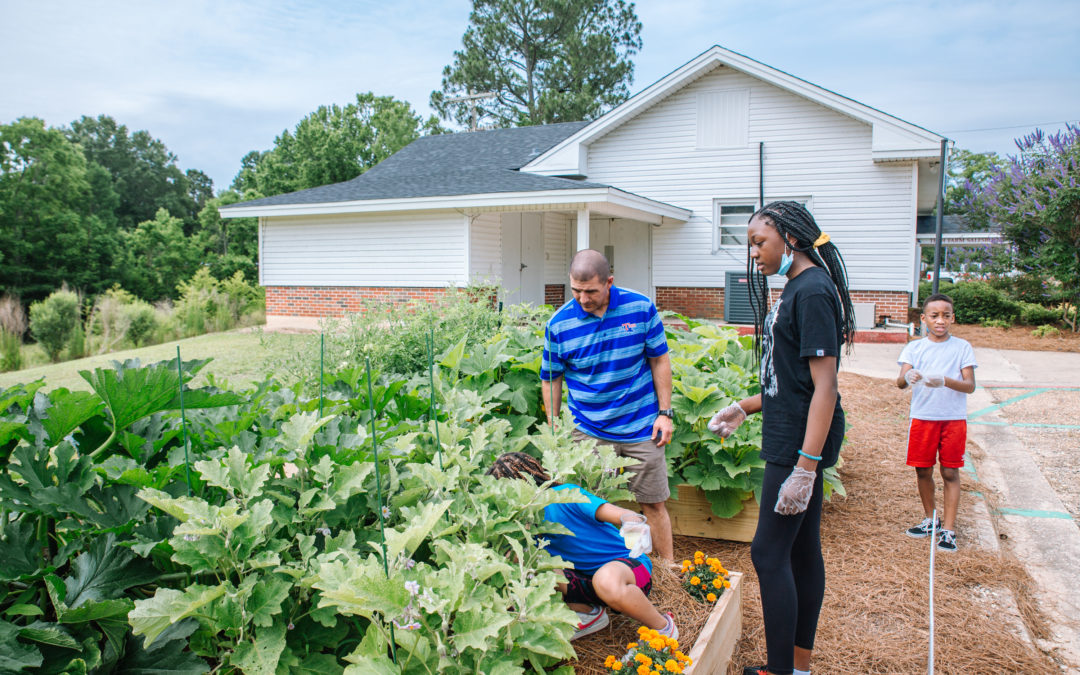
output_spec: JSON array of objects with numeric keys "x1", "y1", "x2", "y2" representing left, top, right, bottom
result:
[{"x1": 944, "y1": 120, "x2": 1077, "y2": 134}]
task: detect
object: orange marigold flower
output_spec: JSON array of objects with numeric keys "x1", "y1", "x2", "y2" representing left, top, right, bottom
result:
[
  {"x1": 713, "y1": 578, "x2": 723, "y2": 589},
  {"x1": 681, "y1": 559, "x2": 691, "y2": 567},
  {"x1": 637, "y1": 665, "x2": 650, "y2": 675},
  {"x1": 666, "y1": 637, "x2": 678, "y2": 649},
  {"x1": 723, "y1": 579, "x2": 731, "y2": 588},
  {"x1": 665, "y1": 660, "x2": 681, "y2": 673},
  {"x1": 690, "y1": 576, "x2": 701, "y2": 585},
  {"x1": 605, "y1": 656, "x2": 618, "y2": 668},
  {"x1": 611, "y1": 663, "x2": 623, "y2": 672},
  {"x1": 635, "y1": 653, "x2": 651, "y2": 665},
  {"x1": 707, "y1": 592, "x2": 717, "y2": 602},
  {"x1": 649, "y1": 638, "x2": 666, "y2": 651},
  {"x1": 627, "y1": 642, "x2": 638, "y2": 649}
]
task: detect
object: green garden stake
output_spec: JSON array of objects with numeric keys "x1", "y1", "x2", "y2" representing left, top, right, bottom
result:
[
  {"x1": 427, "y1": 328, "x2": 443, "y2": 471},
  {"x1": 366, "y1": 357, "x2": 397, "y2": 663},
  {"x1": 176, "y1": 346, "x2": 193, "y2": 496},
  {"x1": 319, "y1": 332, "x2": 324, "y2": 419}
]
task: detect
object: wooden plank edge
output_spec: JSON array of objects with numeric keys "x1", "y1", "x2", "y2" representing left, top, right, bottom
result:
[{"x1": 685, "y1": 571, "x2": 743, "y2": 675}]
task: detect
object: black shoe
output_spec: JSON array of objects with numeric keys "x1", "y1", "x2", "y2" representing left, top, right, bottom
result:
[
  {"x1": 905, "y1": 516, "x2": 940, "y2": 538},
  {"x1": 743, "y1": 667, "x2": 769, "y2": 675},
  {"x1": 937, "y1": 529, "x2": 958, "y2": 552}
]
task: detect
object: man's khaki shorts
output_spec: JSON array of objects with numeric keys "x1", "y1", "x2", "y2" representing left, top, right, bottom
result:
[{"x1": 572, "y1": 428, "x2": 670, "y2": 504}]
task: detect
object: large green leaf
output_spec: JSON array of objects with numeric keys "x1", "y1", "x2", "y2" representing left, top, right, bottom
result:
[
  {"x1": 230, "y1": 619, "x2": 286, "y2": 675},
  {"x1": 382, "y1": 500, "x2": 451, "y2": 564},
  {"x1": 129, "y1": 584, "x2": 226, "y2": 647},
  {"x1": 705, "y1": 486, "x2": 752, "y2": 519},
  {"x1": 36, "y1": 388, "x2": 104, "y2": 445},
  {"x1": 79, "y1": 359, "x2": 242, "y2": 441},
  {"x1": 61, "y1": 535, "x2": 158, "y2": 608},
  {"x1": 246, "y1": 575, "x2": 291, "y2": 628},
  {"x1": 115, "y1": 620, "x2": 207, "y2": 674},
  {"x1": 17, "y1": 621, "x2": 80, "y2": 650},
  {"x1": 0, "y1": 620, "x2": 43, "y2": 672},
  {"x1": 0, "y1": 520, "x2": 43, "y2": 582}
]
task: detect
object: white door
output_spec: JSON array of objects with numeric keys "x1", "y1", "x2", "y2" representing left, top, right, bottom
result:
[
  {"x1": 501, "y1": 213, "x2": 545, "y2": 305},
  {"x1": 587, "y1": 218, "x2": 651, "y2": 296}
]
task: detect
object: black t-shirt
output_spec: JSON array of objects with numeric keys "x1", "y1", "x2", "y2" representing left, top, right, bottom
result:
[{"x1": 759, "y1": 266, "x2": 845, "y2": 468}]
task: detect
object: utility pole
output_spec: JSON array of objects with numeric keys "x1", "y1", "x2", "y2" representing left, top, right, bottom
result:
[
  {"x1": 931, "y1": 139, "x2": 949, "y2": 295},
  {"x1": 445, "y1": 91, "x2": 497, "y2": 131}
]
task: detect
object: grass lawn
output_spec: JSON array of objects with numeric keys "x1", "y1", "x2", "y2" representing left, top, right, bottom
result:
[{"x1": 0, "y1": 328, "x2": 306, "y2": 392}]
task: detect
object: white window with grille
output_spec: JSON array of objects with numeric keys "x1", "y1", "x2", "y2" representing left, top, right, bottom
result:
[{"x1": 712, "y1": 201, "x2": 756, "y2": 250}]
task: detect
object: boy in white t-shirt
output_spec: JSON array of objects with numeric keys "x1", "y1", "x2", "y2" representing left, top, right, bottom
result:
[{"x1": 896, "y1": 293, "x2": 977, "y2": 552}]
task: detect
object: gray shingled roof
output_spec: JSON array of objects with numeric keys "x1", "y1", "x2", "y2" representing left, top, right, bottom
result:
[{"x1": 222, "y1": 121, "x2": 610, "y2": 209}]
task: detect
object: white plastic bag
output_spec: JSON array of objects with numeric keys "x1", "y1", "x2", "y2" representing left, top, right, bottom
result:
[{"x1": 619, "y1": 513, "x2": 652, "y2": 557}]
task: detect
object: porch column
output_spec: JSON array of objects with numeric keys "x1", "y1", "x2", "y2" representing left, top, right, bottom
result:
[{"x1": 576, "y1": 208, "x2": 590, "y2": 251}]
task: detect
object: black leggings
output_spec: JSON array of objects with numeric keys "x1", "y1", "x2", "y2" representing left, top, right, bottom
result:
[{"x1": 750, "y1": 462, "x2": 826, "y2": 675}]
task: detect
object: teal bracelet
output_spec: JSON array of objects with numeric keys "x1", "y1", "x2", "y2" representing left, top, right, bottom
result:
[{"x1": 798, "y1": 449, "x2": 822, "y2": 461}]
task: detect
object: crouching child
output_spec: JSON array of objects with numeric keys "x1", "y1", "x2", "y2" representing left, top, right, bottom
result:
[{"x1": 487, "y1": 452, "x2": 678, "y2": 641}]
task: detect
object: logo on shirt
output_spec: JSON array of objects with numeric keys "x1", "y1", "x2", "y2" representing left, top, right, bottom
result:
[
  {"x1": 816, "y1": 349, "x2": 825, "y2": 357},
  {"x1": 621, "y1": 322, "x2": 638, "y2": 331}
]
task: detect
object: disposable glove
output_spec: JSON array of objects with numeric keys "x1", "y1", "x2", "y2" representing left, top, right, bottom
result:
[
  {"x1": 619, "y1": 513, "x2": 653, "y2": 557},
  {"x1": 774, "y1": 466, "x2": 817, "y2": 515},
  {"x1": 904, "y1": 369, "x2": 922, "y2": 386},
  {"x1": 708, "y1": 402, "x2": 747, "y2": 438},
  {"x1": 922, "y1": 373, "x2": 945, "y2": 388}
]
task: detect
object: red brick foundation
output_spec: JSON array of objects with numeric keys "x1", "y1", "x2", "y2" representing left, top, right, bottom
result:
[
  {"x1": 545, "y1": 284, "x2": 565, "y2": 306},
  {"x1": 767, "y1": 288, "x2": 909, "y2": 325},
  {"x1": 655, "y1": 287, "x2": 724, "y2": 319},
  {"x1": 265, "y1": 286, "x2": 447, "y2": 318}
]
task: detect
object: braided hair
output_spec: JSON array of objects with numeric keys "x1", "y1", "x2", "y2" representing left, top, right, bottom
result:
[
  {"x1": 746, "y1": 201, "x2": 856, "y2": 359},
  {"x1": 486, "y1": 452, "x2": 559, "y2": 487}
]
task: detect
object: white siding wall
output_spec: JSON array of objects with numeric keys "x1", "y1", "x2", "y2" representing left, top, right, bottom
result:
[
  {"x1": 470, "y1": 212, "x2": 502, "y2": 282},
  {"x1": 543, "y1": 212, "x2": 571, "y2": 283},
  {"x1": 585, "y1": 65, "x2": 916, "y2": 291},
  {"x1": 262, "y1": 211, "x2": 466, "y2": 287}
]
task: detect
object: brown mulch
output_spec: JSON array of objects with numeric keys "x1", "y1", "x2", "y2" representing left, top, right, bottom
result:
[
  {"x1": 571, "y1": 372, "x2": 1058, "y2": 674},
  {"x1": 939, "y1": 324, "x2": 1080, "y2": 352}
]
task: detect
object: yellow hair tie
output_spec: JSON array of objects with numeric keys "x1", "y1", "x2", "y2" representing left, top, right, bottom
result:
[{"x1": 813, "y1": 232, "x2": 831, "y2": 249}]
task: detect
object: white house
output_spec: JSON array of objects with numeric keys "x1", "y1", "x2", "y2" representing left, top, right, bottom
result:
[{"x1": 221, "y1": 45, "x2": 947, "y2": 329}]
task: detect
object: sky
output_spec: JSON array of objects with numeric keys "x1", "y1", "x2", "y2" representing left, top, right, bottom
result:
[{"x1": 3, "y1": 0, "x2": 1077, "y2": 190}]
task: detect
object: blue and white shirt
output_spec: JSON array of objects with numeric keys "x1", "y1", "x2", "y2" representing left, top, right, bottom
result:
[{"x1": 540, "y1": 286, "x2": 668, "y2": 443}]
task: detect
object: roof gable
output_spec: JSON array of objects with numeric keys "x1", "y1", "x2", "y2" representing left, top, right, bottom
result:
[{"x1": 522, "y1": 45, "x2": 946, "y2": 176}]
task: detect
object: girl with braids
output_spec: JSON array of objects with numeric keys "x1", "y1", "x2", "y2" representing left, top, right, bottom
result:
[
  {"x1": 707, "y1": 201, "x2": 854, "y2": 675},
  {"x1": 487, "y1": 452, "x2": 678, "y2": 641}
]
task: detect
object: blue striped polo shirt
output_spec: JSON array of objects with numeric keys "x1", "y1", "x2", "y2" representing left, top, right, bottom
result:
[{"x1": 540, "y1": 286, "x2": 669, "y2": 443}]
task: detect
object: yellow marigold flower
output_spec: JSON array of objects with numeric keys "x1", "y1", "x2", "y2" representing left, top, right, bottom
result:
[
  {"x1": 713, "y1": 578, "x2": 723, "y2": 589},
  {"x1": 681, "y1": 559, "x2": 691, "y2": 567},
  {"x1": 665, "y1": 660, "x2": 680, "y2": 673},
  {"x1": 674, "y1": 650, "x2": 688, "y2": 661},
  {"x1": 612, "y1": 663, "x2": 623, "y2": 672},
  {"x1": 627, "y1": 642, "x2": 638, "y2": 649},
  {"x1": 690, "y1": 576, "x2": 701, "y2": 586},
  {"x1": 705, "y1": 557, "x2": 717, "y2": 566},
  {"x1": 605, "y1": 656, "x2": 618, "y2": 668},
  {"x1": 649, "y1": 638, "x2": 666, "y2": 651},
  {"x1": 638, "y1": 626, "x2": 651, "y2": 637},
  {"x1": 637, "y1": 665, "x2": 650, "y2": 675},
  {"x1": 693, "y1": 552, "x2": 704, "y2": 563},
  {"x1": 707, "y1": 592, "x2": 717, "y2": 602},
  {"x1": 635, "y1": 653, "x2": 651, "y2": 665},
  {"x1": 666, "y1": 637, "x2": 678, "y2": 649},
  {"x1": 723, "y1": 579, "x2": 731, "y2": 588}
]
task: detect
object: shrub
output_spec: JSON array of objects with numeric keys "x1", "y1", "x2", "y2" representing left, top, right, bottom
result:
[
  {"x1": 123, "y1": 300, "x2": 159, "y2": 346},
  {"x1": 29, "y1": 289, "x2": 81, "y2": 362},
  {"x1": 1019, "y1": 302, "x2": 1061, "y2": 326},
  {"x1": 1032, "y1": 324, "x2": 1061, "y2": 338},
  {"x1": 979, "y1": 318, "x2": 1010, "y2": 329},
  {"x1": 0, "y1": 295, "x2": 27, "y2": 372},
  {"x1": 947, "y1": 282, "x2": 1021, "y2": 324},
  {"x1": 66, "y1": 322, "x2": 86, "y2": 360}
]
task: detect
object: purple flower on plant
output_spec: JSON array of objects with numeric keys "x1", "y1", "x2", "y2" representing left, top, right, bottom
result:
[{"x1": 404, "y1": 580, "x2": 420, "y2": 595}]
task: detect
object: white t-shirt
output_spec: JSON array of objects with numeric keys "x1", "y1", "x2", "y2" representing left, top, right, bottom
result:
[{"x1": 897, "y1": 335, "x2": 977, "y2": 420}]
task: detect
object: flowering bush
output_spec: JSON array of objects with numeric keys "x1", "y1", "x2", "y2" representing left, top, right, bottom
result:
[
  {"x1": 604, "y1": 625, "x2": 692, "y2": 674},
  {"x1": 681, "y1": 551, "x2": 730, "y2": 603}
]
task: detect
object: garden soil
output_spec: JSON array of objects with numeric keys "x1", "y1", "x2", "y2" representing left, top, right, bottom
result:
[
  {"x1": 941, "y1": 324, "x2": 1080, "y2": 352},
  {"x1": 571, "y1": 372, "x2": 1058, "y2": 674}
]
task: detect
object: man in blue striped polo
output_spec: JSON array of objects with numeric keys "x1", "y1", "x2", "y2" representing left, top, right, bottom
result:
[{"x1": 541, "y1": 249, "x2": 675, "y2": 561}]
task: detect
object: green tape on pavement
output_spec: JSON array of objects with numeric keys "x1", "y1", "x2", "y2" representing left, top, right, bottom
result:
[
  {"x1": 995, "y1": 507, "x2": 1074, "y2": 520},
  {"x1": 968, "y1": 388, "x2": 1049, "y2": 420},
  {"x1": 969, "y1": 421, "x2": 1080, "y2": 430}
]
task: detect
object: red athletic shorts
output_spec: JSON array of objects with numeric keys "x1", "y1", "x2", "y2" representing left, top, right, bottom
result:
[{"x1": 907, "y1": 419, "x2": 967, "y2": 468}]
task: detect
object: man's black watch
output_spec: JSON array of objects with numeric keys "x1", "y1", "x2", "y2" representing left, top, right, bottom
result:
[{"x1": 657, "y1": 409, "x2": 675, "y2": 419}]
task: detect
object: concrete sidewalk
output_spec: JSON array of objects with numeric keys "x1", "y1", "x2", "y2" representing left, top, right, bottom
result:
[{"x1": 841, "y1": 344, "x2": 1080, "y2": 669}]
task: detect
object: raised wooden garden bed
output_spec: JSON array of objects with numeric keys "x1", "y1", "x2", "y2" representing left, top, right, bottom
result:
[
  {"x1": 686, "y1": 571, "x2": 743, "y2": 674},
  {"x1": 620, "y1": 484, "x2": 759, "y2": 542}
]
